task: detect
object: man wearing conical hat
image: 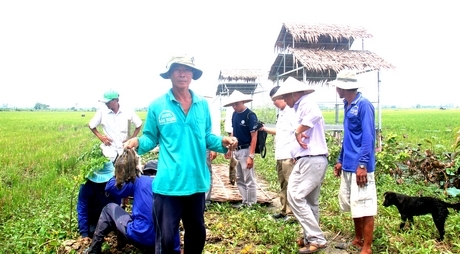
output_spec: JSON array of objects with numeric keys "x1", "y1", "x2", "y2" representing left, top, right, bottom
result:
[
  {"x1": 223, "y1": 90, "x2": 259, "y2": 208},
  {"x1": 124, "y1": 55, "x2": 238, "y2": 254},
  {"x1": 330, "y1": 69, "x2": 377, "y2": 254},
  {"x1": 272, "y1": 77, "x2": 328, "y2": 253},
  {"x1": 260, "y1": 85, "x2": 296, "y2": 221}
]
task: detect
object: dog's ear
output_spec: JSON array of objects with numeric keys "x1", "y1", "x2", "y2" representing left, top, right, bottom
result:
[{"x1": 384, "y1": 191, "x2": 389, "y2": 197}]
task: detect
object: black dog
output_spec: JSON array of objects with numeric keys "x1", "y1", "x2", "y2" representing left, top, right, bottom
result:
[{"x1": 383, "y1": 191, "x2": 460, "y2": 240}]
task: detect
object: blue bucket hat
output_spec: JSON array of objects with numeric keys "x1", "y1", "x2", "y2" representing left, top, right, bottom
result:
[{"x1": 87, "y1": 162, "x2": 114, "y2": 183}]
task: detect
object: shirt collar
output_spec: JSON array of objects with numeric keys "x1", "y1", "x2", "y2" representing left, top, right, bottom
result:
[
  {"x1": 104, "y1": 104, "x2": 122, "y2": 114},
  {"x1": 167, "y1": 88, "x2": 201, "y2": 104},
  {"x1": 343, "y1": 92, "x2": 362, "y2": 106},
  {"x1": 293, "y1": 94, "x2": 309, "y2": 111}
]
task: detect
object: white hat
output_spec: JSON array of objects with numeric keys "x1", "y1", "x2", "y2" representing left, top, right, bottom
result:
[
  {"x1": 223, "y1": 90, "x2": 253, "y2": 107},
  {"x1": 328, "y1": 69, "x2": 362, "y2": 89},
  {"x1": 160, "y1": 55, "x2": 203, "y2": 80},
  {"x1": 271, "y1": 77, "x2": 315, "y2": 100}
]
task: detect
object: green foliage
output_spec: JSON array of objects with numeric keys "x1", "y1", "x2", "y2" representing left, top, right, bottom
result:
[
  {"x1": 325, "y1": 132, "x2": 341, "y2": 166},
  {"x1": 2, "y1": 110, "x2": 460, "y2": 253},
  {"x1": 205, "y1": 203, "x2": 299, "y2": 253},
  {"x1": 375, "y1": 127, "x2": 460, "y2": 193},
  {"x1": 76, "y1": 141, "x2": 110, "y2": 184},
  {"x1": 375, "y1": 133, "x2": 411, "y2": 176}
]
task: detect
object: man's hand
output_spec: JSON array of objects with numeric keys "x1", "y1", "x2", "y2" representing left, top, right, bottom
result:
[
  {"x1": 356, "y1": 167, "x2": 368, "y2": 188},
  {"x1": 209, "y1": 151, "x2": 217, "y2": 161},
  {"x1": 222, "y1": 136, "x2": 238, "y2": 151},
  {"x1": 246, "y1": 157, "x2": 254, "y2": 169},
  {"x1": 124, "y1": 138, "x2": 138, "y2": 149},
  {"x1": 333, "y1": 163, "x2": 342, "y2": 177},
  {"x1": 100, "y1": 135, "x2": 113, "y2": 146},
  {"x1": 295, "y1": 132, "x2": 309, "y2": 149}
]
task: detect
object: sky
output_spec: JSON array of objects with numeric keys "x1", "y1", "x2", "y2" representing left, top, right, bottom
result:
[{"x1": 1, "y1": 0, "x2": 458, "y2": 109}]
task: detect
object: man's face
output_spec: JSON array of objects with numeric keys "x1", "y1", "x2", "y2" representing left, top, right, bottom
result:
[
  {"x1": 336, "y1": 87, "x2": 345, "y2": 99},
  {"x1": 272, "y1": 98, "x2": 287, "y2": 110},
  {"x1": 281, "y1": 93, "x2": 295, "y2": 108},
  {"x1": 169, "y1": 64, "x2": 193, "y2": 88},
  {"x1": 231, "y1": 101, "x2": 245, "y2": 111},
  {"x1": 105, "y1": 99, "x2": 117, "y2": 110}
]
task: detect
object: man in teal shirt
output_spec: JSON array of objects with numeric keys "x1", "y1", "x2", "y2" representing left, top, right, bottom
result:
[{"x1": 125, "y1": 55, "x2": 237, "y2": 254}]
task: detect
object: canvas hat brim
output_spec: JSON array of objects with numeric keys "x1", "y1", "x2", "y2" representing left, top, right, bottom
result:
[
  {"x1": 160, "y1": 56, "x2": 203, "y2": 80},
  {"x1": 223, "y1": 90, "x2": 253, "y2": 107},
  {"x1": 327, "y1": 69, "x2": 361, "y2": 89},
  {"x1": 271, "y1": 77, "x2": 315, "y2": 100},
  {"x1": 98, "y1": 91, "x2": 119, "y2": 103},
  {"x1": 328, "y1": 79, "x2": 362, "y2": 90},
  {"x1": 99, "y1": 98, "x2": 112, "y2": 103},
  {"x1": 87, "y1": 162, "x2": 114, "y2": 183}
]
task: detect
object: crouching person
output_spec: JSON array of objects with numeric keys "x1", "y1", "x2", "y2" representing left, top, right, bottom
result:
[
  {"x1": 85, "y1": 160, "x2": 180, "y2": 253},
  {"x1": 77, "y1": 161, "x2": 121, "y2": 241}
]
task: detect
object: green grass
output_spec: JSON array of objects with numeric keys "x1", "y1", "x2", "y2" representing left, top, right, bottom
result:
[{"x1": 1, "y1": 109, "x2": 460, "y2": 253}]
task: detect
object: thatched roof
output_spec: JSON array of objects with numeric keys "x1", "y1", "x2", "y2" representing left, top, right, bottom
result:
[
  {"x1": 275, "y1": 23, "x2": 373, "y2": 51},
  {"x1": 268, "y1": 48, "x2": 395, "y2": 82},
  {"x1": 215, "y1": 83, "x2": 260, "y2": 96},
  {"x1": 218, "y1": 69, "x2": 262, "y2": 82},
  {"x1": 216, "y1": 69, "x2": 263, "y2": 96}
]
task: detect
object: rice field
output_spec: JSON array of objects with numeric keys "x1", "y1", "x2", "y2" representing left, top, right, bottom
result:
[{"x1": 0, "y1": 109, "x2": 459, "y2": 253}]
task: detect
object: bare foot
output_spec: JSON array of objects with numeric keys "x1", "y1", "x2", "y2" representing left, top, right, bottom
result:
[
  {"x1": 351, "y1": 239, "x2": 363, "y2": 248},
  {"x1": 360, "y1": 247, "x2": 372, "y2": 254}
]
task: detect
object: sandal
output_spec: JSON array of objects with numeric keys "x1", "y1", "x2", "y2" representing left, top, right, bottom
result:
[
  {"x1": 296, "y1": 237, "x2": 306, "y2": 247},
  {"x1": 298, "y1": 242, "x2": 327, "y2": 253}
]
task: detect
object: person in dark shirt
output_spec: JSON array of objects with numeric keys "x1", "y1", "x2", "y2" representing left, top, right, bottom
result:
[
  {"x1": 223, "y1": 90, "x2": 259, "y2": 208},
  {"x1": 77, "y1": 162, "x2": 121, "y2": 241},
  {"x1": 85, "y1": 160, "x2": 180, "y2": 253}
]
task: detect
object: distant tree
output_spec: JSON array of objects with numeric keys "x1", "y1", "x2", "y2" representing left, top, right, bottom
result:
[{"x1": 34, "y1": 102, "x2": 50, "y2": 110}]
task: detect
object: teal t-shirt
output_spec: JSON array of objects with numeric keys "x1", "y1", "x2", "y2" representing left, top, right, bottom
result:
[{"x1": 138, "y1": 89, "x2": 227, "y2": 196}]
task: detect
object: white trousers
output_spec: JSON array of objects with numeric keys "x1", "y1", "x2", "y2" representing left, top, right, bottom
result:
[{"x1": 287, "y1": 156, "x2": 328, "y2": 245}]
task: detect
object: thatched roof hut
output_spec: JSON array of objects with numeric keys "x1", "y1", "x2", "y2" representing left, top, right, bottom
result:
[
  {"x1": 275, "y1": 23, "x2": 373, "y2": 51},
  {"x1": 268, "y1": 48, "x2": 395, "y2": 82},
  {"x1": 218, "y1": 69, "x2": 262, "y2": 82},
  {"x1": 269, "y1": 23, "x2": 394, "y2": 83},
  {"x1": 216, "y1": 69, "x2": 263, "y2": 96}
]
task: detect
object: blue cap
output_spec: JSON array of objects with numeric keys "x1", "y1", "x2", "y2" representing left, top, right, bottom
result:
[{"x1": 87, "y1": 162, "x2": 114, "y2": 183}]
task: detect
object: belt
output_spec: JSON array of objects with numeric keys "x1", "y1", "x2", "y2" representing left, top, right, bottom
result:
[
  {"x1": 295, "y1": 154, "x2": 327, "y2": 161},
  {"x1": 235, "y1": 144, "x2": 250, "y2": 150}
]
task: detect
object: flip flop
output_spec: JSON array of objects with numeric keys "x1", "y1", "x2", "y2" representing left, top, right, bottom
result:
[{"x1": 298, "y1": 242, "x2": 327, "y2": 253}]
